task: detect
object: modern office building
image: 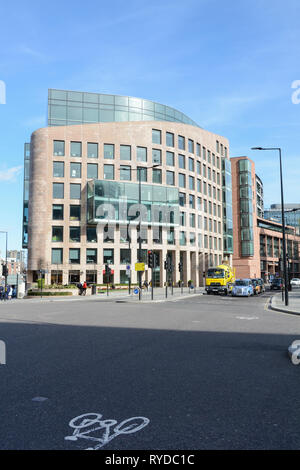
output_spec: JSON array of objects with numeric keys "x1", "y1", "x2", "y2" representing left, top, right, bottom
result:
[
  {"x1": 231, "y1": 156, "x2": 300, "y2": 280},
  {"x1": 264, "y1": 204, "x2": 300, "y2": 234},
  {"x1": 23, "y1": 89, "x2": 233, "y2": 287}
]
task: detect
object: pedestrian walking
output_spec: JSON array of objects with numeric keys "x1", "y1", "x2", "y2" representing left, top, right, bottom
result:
[
  {"x1": 82, "y1": 281, "x2": 87, "y2": 296},
  {"x1": 78, "y1": 282, "x2": 83, "y2": 296},
  {"x1": 143, "y1": 280, "x2": 148, "y2": 291}
]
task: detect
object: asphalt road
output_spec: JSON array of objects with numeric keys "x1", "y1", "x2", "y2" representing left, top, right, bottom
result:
[{"x1": 0, "y1": 292, "x2": 300, "y2": 450}]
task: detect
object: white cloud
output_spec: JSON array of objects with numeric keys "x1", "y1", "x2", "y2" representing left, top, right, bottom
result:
[{"x1": 0, "y1": 166, "x2": 23, "y2": 182}]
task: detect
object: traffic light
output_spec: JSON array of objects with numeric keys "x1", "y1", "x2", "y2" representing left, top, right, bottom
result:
[
  {"x1": 1, "y1": 265, "x2": 8, "y2": 277},
  {"x1": 164, "y1": 258, "x2": 173, "y2": 272},
  {"x1": 105, "y1": 265, "x2": 111, "y2": 275},
  {"x1": 178, "y1": 262, "x2": 183, "y2": 273},
  {"x1": 148, "y1": 250, "x2": 154, "y2": 268}
]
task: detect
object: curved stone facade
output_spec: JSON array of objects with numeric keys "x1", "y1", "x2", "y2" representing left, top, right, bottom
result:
[{"x1": 27, "y1": 118, "x2": 230, "y2": 287}]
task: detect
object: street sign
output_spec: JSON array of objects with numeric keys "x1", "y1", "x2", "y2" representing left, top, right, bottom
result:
[
  {"x1": 135, "y1": 263, "x2": 145, "y2": 272},
  {"x1": 133, "y1": 288, "x2": 139, "y2": 295}
]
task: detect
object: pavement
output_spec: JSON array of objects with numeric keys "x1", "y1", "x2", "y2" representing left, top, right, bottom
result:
[
  {"x1": 270, "y1": 287, "x2": 300, "y2": 315},
  {"x1": 2, "y1": 286, "x2": 206, "y2": 304}
]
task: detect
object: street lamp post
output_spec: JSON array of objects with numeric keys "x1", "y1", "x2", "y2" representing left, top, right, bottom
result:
[
  {"x1": 0, "y1": 231, "x2": 8, "y2": 291},
  {"x1": 251, "y1": 147, "x2": 289, "y2": 306}
]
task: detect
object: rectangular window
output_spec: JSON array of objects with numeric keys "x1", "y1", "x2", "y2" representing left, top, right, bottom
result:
[
  {"x1": 120, "y1": 145, "x2": 131, "y2": 160},
  {"x1": 207, "y1": 150, "x2": 211, "y2": 163},
  {"x1": 152, "y1": 148, "x2": 161, "y2": 164},
  {"x1": 152, "y1": 129, "x2": 161, "y2": 145},
  {"x1": 178, "y1": 135, "x2": 185, "y2": 150},
  {"x1": 166, "y1": 151, "x2": 174, "y2": 166},
  {"x1": 207, "y1": 167, "x2": 211, "y2": 180},
  {"x1": 87, "y1": 226, "x2": 97, "y2": 243},
  {"x1": 203, "y1": 165, "x2": 206, "y2": 178},
  {"x1": 69, "y1": 226, "x2": 81, "y2": 243},
  {"x1": 178, "y1": 154, "x2": 185, "y2": 169},
  {"x1": 53, "y1": 183, "x2": 64, "y2": 199},
  {"x1": 137, "y1": 146, "x2": 147, "y2": 162},
  {"x1": 70, "y1": 141, "x2": 82, "y2": 157},
  {"x1": 70, "y1": 183, "x2": 81, "y2": 199},
  {"x1": 197, "y1": 179, "x2": 201, "y2": 192},
  {"x1": 197, "y1": 161, "x2": 201, "y2": 175},
  {"x1": 216, "y1": 141, "x2": 220, "y2": 153},
  {"x1": 69, "y1": 248, "x2": 80, "y2": 264},
  {"x1": 53, "y1": 140, "x2": 65, "y2": 156},
  {"x1": 103, "y1": 164, "x2": 114, "y2": 180},
  {"x1": 53, "y1": 161, "x2": 64, "y2": 178},
  {"x1": 190, "y1": 232, "x2": 196, "y2": 245},
  {"x1": 87, "y1": 248, "x2": 97, "y2": 264},
  {"x1": 137, "y1": 167, "x2": 147, "y2": 182},
  {"x1": 70, "y1": 162, "x2": 81, "y2": 178},
  {"x1": 87, "y1": 142, "x2": 98, "y2": 158},
  {"x1": 189, "y1": 194, "x2": 195, "y2": 209},
  {"x1": 52, "y1": 226, "x2": 63, "y2": 242},
  {"x1": 166, "y1": 170, "x2": 175, "y2": 186},
  {"x1": 179, "y1": 192, "x2": 185, "y2": 207},
  {"x1": 190, "y1": 213, "x2": 195, "y2": 228},
  {"x1": 188, "y1": 139, "x2": 194, "y2": 154},
  {"x1": 120, "y1": 165, "x2": 131, "y2": 181},
  {"x1": 104, "y1": 144, "x2": 114, "y2": 159},
  {"x1": 152, "y1": 168, "x2": 162, "y2": 184},
  {"x1": 179, "y1": 173, "x2": 186, "y2": 188},
  {"x1": 196, "y1": 143, "x2": 200, "y2": 157},
  {"x1": 120, "y1": 249, "x2": 131, "y2": 264},
  {"x1": 180, "y1": 212, "x2": 186, "y2": 226},
  {"x1": 103, "y1": 249, "x2": 114, "y2": 264},
  {"x1": 52, "y1": 248, "x2": 63, "y2": 264},
  {"x1": 189, "y1": 176, "x2": 195, "y2": 190},
  {"x1": 166, "y1": 132, "x2": 174, "y2": 147},
  {"x1": 180, "y1": 231, "x2": 186, "y2": 246},
  {"x1": 87, "y1": 163, "x2": 98, "y2": 179},
  {"x1": 197, "y1": 197, "x2": 202, "y2": 210},
  {"x1": 202, "y1": 147, "x2": 206, "y2": 160},
  {"x1": 70, "y1": 205, "x2": 81, "y2": 221},
  {"x1": 189, "y1": 157, "x2": 194, "y2": 172},
  {"x1": 52, "y1": 204, "x2": 64, "y2": 220}
]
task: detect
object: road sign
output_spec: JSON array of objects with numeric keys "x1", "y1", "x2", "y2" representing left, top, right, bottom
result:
[
  {"x1": 133, "y1": 288, "x2": 139, "y2": 295},
  {"x1": 135, "y1": 263, "x2": 145, "y2": 272}
]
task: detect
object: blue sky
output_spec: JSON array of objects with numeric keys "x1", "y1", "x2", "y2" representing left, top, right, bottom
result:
[{"x1": 1, "y1": 0, "x2": 300, "y2": 254}]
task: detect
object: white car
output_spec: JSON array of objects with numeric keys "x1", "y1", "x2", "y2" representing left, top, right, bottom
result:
[{"x1": 291, "y1": 278, "x2": 300, "y2": 286}]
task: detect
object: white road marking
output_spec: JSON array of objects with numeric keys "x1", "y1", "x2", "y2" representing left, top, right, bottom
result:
[
  {"x1": 65, "y1": 412, "x2": 150, "y2": 450},
  {"x1": 32, "y1": 397, "x2": 48, "y2": 402},
  {"x1": 236, "y1": 316, "x2": 259, "y2": 320}
]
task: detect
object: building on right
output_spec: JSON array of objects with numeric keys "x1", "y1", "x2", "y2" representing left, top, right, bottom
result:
[
  {"x1": 264, "y1": 204, "x2": 300, "y2": 235},
  {"x1": 231, "y1": 156, "x2": 300, "y2": 282}
]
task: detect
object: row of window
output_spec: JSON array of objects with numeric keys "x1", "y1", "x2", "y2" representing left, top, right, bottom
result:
[
  {"x1": 51, "y1": 235, "x2": 223, "y2": 265},
  {"x1": 152, "y1": 129, "x2": 227, "y2": 159},
  {"x1": 52, "y1": 214, "x2": 222, "y2": 244},
  {"x1": 53, "y1": 137, "x2": 225, "y2": 168},
  {"x1": 53, "y1": 161, "x2": 221, "y2": 191}
]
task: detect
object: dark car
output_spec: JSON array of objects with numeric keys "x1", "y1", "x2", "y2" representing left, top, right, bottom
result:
[{"x1": 270, "y1": 278, "x2": 283, "y2": 290}]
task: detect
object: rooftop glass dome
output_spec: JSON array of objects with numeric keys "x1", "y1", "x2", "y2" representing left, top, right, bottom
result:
[{"x1": 48, "y1": 89, "x2": 200, "y2": 128}]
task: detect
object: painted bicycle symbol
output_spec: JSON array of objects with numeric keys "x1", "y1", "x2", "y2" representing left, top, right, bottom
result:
[{"x1": 65, "y1": 413, "x2": 150, "y2": 450}]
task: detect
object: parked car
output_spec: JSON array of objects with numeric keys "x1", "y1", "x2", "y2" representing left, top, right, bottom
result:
[
  {"x1": 251, "y1": 279, "x2": 261, "y2": 295},
  {"x1": 291, "y1": 278, "x2": 300, "y2": 287},
  {"x1": 231, "y1": 279, "x2": 254, "y2": 297},
  {"x1": 256, "y1": 278, "x2": 265, "y2": 293},
  {"x1": 270, "y1": 278, "x2": 283, "y2": 290}
]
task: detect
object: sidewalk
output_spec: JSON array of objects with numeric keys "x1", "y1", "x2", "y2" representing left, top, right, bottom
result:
[
  {"x1": 3, "y1": 287, "x2": 206, "y2": 304},
  {"x1": 270, "y1": 289, "x2": 300, "y2": 315}
]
